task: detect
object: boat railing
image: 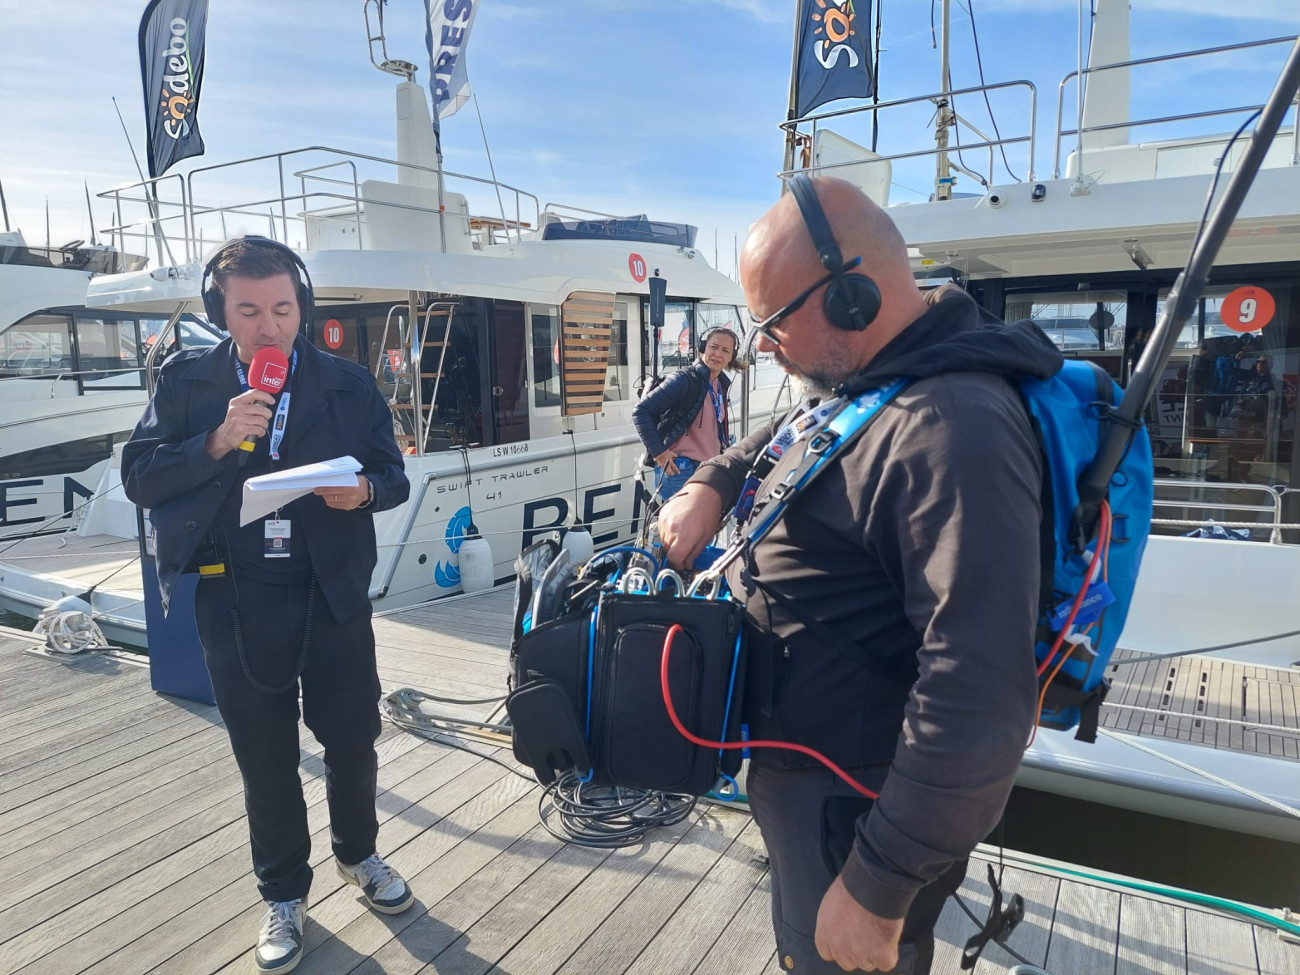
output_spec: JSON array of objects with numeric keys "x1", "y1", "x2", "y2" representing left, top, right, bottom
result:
[
  {"x1": 1152, "y1": 478, "x2": 1300, "y2": 544},
  {"x1": 96, "y1": 146, "x2": 543, "y2": 265},
  {"x1": 1053, "y1": 35, "x2": 1300, "y2": 180},
  {"x1": 779, "y1": 79, "x2": 1039, "y2": 186}
]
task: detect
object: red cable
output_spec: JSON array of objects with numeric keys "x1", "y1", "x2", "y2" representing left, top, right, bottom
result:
[{"x1": 659, "y1": 624, "x2": 879, "y2": 799}]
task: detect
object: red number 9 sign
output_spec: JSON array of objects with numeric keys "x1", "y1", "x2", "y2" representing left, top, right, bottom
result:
[{"x1": 1220, "y1": 286, "x2": 1275, "y2": 333}]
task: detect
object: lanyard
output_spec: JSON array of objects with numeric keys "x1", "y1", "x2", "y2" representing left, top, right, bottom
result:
[
  {"x1": 708, "y1": 381, "x2": 726, "y2": 448},
  {"x1": 733, "y1": 396, "x2": 844, "y2": 524},
  {"x1": 233, "y1": 349, "x2": 297, "y2": 462},
  {"x1": 732, "y1": 380, "x2": 908, "y2": 534}
]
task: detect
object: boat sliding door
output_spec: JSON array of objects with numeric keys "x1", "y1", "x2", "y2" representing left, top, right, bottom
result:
[{"x1": 489, "y1": 300, "x2": 529, "y2": 445}]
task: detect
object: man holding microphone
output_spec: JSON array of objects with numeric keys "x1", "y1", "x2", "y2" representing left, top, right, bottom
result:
[{"x1": 123, "y1": 237, "x2": 411, "y2": 973}]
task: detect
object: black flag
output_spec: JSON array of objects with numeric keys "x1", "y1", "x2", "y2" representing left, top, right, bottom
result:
[
  {"x1": 139, "y1": 0, "x2": 209, "y2": 178},
  {"x1": 794, "y1": 0, "x2": 874, "y2": 118}
]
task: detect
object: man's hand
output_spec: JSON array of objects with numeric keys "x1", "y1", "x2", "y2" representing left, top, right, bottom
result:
[
  {"x1": 313, "y1": 475, "x2": 371, "y2": 511},
  {"x1": 815, "y1": 876, "x2": 905, "y2": 972},
  {"x1": 205, "y1": 389, "x2": 275, "y2": 460},
  {"x1": 658, "y1": 484, "x2": 723, "y2": 571},
  {"x1": 655, "y1": 449, "x2": 680, "y2": 476}
]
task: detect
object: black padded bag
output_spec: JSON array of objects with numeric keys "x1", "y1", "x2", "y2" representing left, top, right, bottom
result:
[{"x1": 588, "y1": 592, "x2": 746, "y2": 795}]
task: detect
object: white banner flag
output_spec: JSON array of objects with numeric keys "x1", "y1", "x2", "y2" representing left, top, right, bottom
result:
[{"x1": 425, "y1": 0, "x2": 481, "y2": 123}]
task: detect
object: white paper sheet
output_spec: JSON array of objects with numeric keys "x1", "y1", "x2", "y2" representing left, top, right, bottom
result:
[{"x1": 239, "y1": 455, "x2": 361, "y2": 526}]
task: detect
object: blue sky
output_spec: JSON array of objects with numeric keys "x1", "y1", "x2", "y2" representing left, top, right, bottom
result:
[{"x1": 0, "y1": 0, "x2": 1295, "y2": 277}]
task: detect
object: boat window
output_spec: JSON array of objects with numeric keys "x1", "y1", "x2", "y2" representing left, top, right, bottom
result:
[
  {"x1": 531, "y1": 305, "x2": 562, "y2": 410},
  {"x1": 0, "y1": 313, "x2": 73, "y2": 378},
  {"x1": 138, "y1": 315, "x2": 221, "y2": 359},
  {"x1": 74, "y1": 313, "x2": 145, "y2": 391},
  {"x1": 604, "y1": 299, "x2": 632, "y2": 403},
  {"x1": 1146, "y1": 281, "x2": 1297, "y2": 497},
  {"x1": 1005, "y1": 291, "x2": 1128, "y2": 381},
  {"x1": 656, "y1": 301, "x2": 694, "y2": 374},
  {"x1": 312, "y1": 313, "x2": 364, "y2": 365}
]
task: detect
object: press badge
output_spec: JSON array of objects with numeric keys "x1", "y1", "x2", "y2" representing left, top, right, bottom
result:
[{"x1": 264, "y1": 519, "x2": 291, "y2": 558}]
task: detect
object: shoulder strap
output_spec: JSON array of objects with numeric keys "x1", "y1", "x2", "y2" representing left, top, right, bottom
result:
[{"x1": 740, "y1": 378, "x2": 910, "y2": 549}]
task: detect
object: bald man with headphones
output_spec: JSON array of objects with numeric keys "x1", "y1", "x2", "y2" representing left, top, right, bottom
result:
[
  {"x1": 659, "y1": 177, "x2": 1058, "y2": 973},
  {"x1": 122, "y1": 237, "x2": 411, "y2": 974}
]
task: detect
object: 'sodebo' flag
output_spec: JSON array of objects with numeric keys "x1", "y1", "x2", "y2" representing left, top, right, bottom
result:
[
  {"x1": 794, "y1": 0, "x2": 874, "y2": 118},
  {"x1": 138, "y1": 0, "x2": 209, "y2": 178},
  {"x1": 425, "y1": 0, "x2": 481, "y2": 125}
]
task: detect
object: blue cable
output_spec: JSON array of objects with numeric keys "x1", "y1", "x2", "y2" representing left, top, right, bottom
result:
[{"x1": 715, "y1": 626, "x2": 744, "y2": 770}]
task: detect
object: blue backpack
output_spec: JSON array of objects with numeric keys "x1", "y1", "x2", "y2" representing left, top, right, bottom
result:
[
  {"x1": 727, "y1": 359, "x2": 1153, "y2": 744},
  {"x1": 1019, "y1": 360, "x2": 1153, "y2": 741}
]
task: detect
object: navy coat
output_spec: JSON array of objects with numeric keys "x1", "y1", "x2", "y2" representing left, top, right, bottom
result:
[
  {"x1": 122, "y1": 335, "x2": 409, "y2": 622},
  {"x1": 632, "y1": 361, "x2": 732, "y2": 459}
]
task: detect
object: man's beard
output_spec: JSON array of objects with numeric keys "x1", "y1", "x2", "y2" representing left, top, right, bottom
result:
[{"x1": 775, "y1": 350, "x2": 845, "y2": 401}]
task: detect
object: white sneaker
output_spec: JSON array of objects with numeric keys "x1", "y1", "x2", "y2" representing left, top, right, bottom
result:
[
  {"x1": 255, "y1": 899, "x2": 304, "y2": 973},
  {"x1": 336, "y1": 853, "x2": 414, "y2": 914}
]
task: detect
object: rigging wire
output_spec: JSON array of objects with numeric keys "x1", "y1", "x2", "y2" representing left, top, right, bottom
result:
[{"x1": 962, "y1": 0, "x2": 1023, "y2": 182}]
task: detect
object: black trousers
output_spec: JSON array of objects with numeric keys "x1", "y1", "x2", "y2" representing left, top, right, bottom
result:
[
  {"x1": 747, "y1": 764, "x2": 967, "y2": 975},
  {"x1": 194, "y1": 576, "x2": 382, "y2": 903}
]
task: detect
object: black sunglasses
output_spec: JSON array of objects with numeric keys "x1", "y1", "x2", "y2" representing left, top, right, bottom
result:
[{"x1": 748, "y1": 257, "x2": 862, "y2": 346}]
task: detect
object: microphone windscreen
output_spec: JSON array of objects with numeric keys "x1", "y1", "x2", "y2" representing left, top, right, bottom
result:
[{"x1": 248, "y1": 347, "x2": 290, "y2": 393}]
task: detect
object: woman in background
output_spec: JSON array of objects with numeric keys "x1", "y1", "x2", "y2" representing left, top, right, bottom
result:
[{"x1": 633, "y1": 327, "x2": 739, "y2": 500}]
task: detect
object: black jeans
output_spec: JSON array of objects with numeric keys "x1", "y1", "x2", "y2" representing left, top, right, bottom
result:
[
  {"x1": 194, "y1": 576, "x2": 382, "y2": 903},
  {"x1": 747, "y1": 764, "x2": 968, "y2": 975}
]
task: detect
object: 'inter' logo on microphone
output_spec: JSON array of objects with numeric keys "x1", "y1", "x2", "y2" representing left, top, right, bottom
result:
[{"x1": 249, "y1": 348, "x2": 290, "y2": 393}]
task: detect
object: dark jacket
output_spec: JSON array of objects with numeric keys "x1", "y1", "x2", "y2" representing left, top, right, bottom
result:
[
  {"x1": 122, "y1": 336, "x2": 409, "y2": 623},
  {"x1": 691, "y1": 287, "x2": 1063, "y2": 920},
  {"x1": 632, "y1": 361, "x2": 732, "y2": 458}
]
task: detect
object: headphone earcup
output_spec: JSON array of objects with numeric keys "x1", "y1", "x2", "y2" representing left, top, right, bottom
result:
[
  {"x1": 201, "y1": 284, "x2": 225, "y2": 331},
  {"x1": 823, "y1": 272, "x2": 882, "y2": 332}
]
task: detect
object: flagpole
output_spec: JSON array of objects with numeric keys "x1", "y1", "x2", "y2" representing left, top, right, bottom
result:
[
  {"x1": 112, "y1": 96, "x2": 175, "y2": 267},
  {"x1": 430, "y1": 92, "x2": 448, "y2": 254},
  {"x1": 782, "y1": 1, "x2": 804, "y2": 187}
]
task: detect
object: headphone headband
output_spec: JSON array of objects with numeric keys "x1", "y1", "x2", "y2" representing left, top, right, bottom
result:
[
  {"x1": 788, "y1": 173, "x2": 845, "y2": 273},
  {"x1": 783, "y1": 173, "x2": 881, "y2": 333}
]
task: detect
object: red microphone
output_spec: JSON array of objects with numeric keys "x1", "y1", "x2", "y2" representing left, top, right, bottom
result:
[{"x1": 237, "y1": 347, "x2": 290, "y2": 466}]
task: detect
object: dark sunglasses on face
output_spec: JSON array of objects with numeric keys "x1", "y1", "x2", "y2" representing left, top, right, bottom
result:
[{"x1": 748, "y1": 257, "x2": 862, "y2": 346}]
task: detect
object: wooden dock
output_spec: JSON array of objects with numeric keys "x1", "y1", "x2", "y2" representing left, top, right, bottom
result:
[{"x1": 2, "y1": 601, "x2": 1297, "y2": 974}]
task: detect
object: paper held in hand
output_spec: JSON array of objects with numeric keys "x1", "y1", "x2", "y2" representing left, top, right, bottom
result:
[{"x1": 240, "y1": 456, "x2": 362, "y2": 526}]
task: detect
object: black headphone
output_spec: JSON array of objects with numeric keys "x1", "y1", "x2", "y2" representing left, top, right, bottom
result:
[
  {"x1": 200, "y1": 236, "x2": 315, "y2": 334},
  {"x1": 787, "y1": 173, "x2": 881, "y2": 332},
  {"x1": 696, "y1": 330, "x2": 738, "y2": 371}
]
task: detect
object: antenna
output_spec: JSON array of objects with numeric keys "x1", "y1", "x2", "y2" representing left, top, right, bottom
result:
[
  {"x1": 45, "y1": 197, "x2": 50, "y2": 249},
  {"x1": 363, "y1": 0, "x2": 417, "y2": 81},
  {"x1": 84, "y1": 181, "x2": 99, "y2": 245}
]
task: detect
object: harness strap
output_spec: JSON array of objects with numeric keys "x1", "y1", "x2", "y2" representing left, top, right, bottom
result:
[{"x1": 960, "y1": 864, "x2": 1025, "y2": 970}]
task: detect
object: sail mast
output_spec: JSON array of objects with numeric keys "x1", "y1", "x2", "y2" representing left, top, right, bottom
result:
[{"x1": 934, "y1": 0, "x2": 954, "y2": 200}]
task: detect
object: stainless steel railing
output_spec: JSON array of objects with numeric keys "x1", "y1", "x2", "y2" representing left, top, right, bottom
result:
[
  {"x1": 1052, "y1": 35, "x2": 1300, "y2": 180},
  {"x1": 1152, "y1": 478, "x2": 1300, "y2": 544}
]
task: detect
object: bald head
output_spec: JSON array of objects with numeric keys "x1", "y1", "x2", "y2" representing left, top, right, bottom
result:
[{"x1": 741, "y1": 177, "x2": 926, "y2": 375}]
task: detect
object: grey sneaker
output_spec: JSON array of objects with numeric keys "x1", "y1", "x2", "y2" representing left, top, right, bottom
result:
[
  {"x1": 255, "y1": 899, "x2": 304, "y2": 973},
  {"x1": 336, "y1": 854, "x2": 414, "y2": 914}
]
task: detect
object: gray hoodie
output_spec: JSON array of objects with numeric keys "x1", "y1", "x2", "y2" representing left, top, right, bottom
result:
[{"x1": 691, "y1": 286, "x2": 1064, "y2": 918}]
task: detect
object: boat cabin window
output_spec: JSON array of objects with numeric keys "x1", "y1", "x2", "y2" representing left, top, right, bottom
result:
[
  {"x1": 1144, "y1": 281, "x2": 1297, "y2": 490},
  {"x1": 654, "y1": 301, "x2": 695, "y2": 372},
  {"x1": 605, "y1": 300, "x2": 632, "y2": 403},
  {"x1": 0, "y1": 313, "x2": 73, "y2": 378},
  {"x1": 531, "y1": 305, "x2": 562, "y2": 410},
  {"x1": 74, "y1": 312, "x2": 146, "y2": 391},
  {"x1": 1005, "y1": 291, "x2": 1128, "y2": 380}
]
